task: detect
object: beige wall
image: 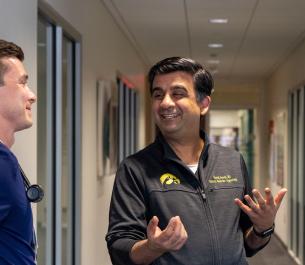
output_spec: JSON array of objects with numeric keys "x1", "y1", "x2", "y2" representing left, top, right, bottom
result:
[
  {"x1": 212, "y1": 79, "x2": 263, "y2": 109},
  {"x1": 265, "y1": 37, "x2": 305, "y2": 245},
  {"x1": 43, "y1": 0, "x2": 147, "y2": 264}
]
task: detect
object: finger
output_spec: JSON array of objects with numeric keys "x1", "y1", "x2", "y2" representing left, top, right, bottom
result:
[
  {"x1": 252, "y1": 189, "x2": 266, "y2": 209},
  {"x1": 234, "y1": 198, "x2": 251, "y2": 214},
  {"x1": 172, "y1": 230, "x2": 188, "y2": 250},
  {"x1": 165, "y1": 216, "x2": 179, "y2": 232},
  {"x1": 168, "y1": 216, "x2": 182, "y2": 238},
  {"x1": 147, "y1": 216, "x2": 159, "y2": 236},
  {"x1": 274, "y1": 188, "x2": 287, "y2": 208},
  {"x1": 159, "y1": 216, "x2": 183, "y2": 248},
  {"x1": 169, "y1": 218, "x2": 188, "y2": 250},
  {"x1": 265, "y1": 188, "x2": 274, "y2": 206},
  {"x1": 244, "y1": 194, "x2": 259, "y2": 212},
  {"x1": 179, "y1": 221, "x2": 188, "y2": 244},
  {"x1": 160, "y1": 216, "x2": 180, "y2": 241}
]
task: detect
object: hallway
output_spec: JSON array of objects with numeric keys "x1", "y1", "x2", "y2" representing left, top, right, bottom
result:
[{"x1": 248, "y1": 235, "x2": 298, "y2": 265}]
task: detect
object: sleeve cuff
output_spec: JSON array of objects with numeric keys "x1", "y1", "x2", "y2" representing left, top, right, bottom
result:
[{"x1": 108, "y1": 238, "x2": 139, "y2": 265}]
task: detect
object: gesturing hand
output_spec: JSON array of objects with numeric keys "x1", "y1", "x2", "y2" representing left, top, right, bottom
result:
[
  {"x1": 234, "y1": 188, "x2": 287, "y2": 232},
  {"x1": 147, "y1": 216, "x2": 188, "y2": 253}
]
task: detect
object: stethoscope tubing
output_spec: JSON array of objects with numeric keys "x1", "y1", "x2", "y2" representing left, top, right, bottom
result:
[{"x1": 19, "y1": 165, "x2": 44, "y2": 203}]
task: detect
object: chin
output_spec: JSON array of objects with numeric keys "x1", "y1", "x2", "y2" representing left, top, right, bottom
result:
[
  {"x1": 159, "y1": 126, "x2": 180, "y2": 135},
  {"x1": 15, "y1": 121, "x2": 33, "y2": 132}
]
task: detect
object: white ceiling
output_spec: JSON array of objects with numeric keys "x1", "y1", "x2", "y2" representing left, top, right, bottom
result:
[{"x1": 101, "y1": 0, "x2": 305, "y2": 80}]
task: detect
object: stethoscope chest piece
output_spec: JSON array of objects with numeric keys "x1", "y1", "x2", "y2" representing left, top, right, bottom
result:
[
  {"x1": 26, "y1": 184, "x2": 44, "y2": 203},
  {"x1": 19, "y1": 165, "x2": 44, "y2": 203}
]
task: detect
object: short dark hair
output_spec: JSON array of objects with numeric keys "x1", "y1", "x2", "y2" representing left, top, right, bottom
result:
[
  {"x1": 0, "y1": 39, "x2": 24, "y2": 86},
  {"x1": 148, "y1": 57, "x2": 214, "y2": 101}
]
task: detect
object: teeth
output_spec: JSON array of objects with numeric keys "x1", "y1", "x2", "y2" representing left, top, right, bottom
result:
[{"x1": 161, "y1": 113, "x2": 178, "y2": 119}]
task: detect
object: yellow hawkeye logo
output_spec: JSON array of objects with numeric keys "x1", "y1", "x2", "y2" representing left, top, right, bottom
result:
[{"x1": 160, "y1": 173, "x2": 181, "y2": 185}]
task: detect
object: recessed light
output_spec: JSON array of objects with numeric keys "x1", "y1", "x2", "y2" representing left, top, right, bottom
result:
[
  {"x1": 209, "y1": 18, "x2": 228, "y2": 24},
  {"x1": 207, "y1": 60, "x2": 220, "y2": 64},
  {"x1": 208, "y1": 43, "x2": 223, "y2": 48}
]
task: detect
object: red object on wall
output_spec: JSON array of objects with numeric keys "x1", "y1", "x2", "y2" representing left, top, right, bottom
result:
[{"x1": 269, "y1": 120, "x2": 274, "y2": 134}]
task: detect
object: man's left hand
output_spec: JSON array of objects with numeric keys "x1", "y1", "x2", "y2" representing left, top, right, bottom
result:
[{"x1": 235, "y1": 188, "x2": 287, "y2": 232}]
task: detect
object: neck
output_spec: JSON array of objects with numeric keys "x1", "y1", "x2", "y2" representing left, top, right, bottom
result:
[
  {"x1": 0, "y1": 135, "x2": 14, "y2": 148},
  {"x1": 166, "y1": 135, "x2": 204, "y2": 165},
  {"x1": 0, "y1": 116, "x2": 16, "y2": 148},
  {"x1": 0, "y1": 128, "x2": 15, "y2": 149}
]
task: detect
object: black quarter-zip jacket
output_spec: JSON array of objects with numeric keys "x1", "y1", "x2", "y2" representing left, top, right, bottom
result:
[{"x1": 106, "y1": 132, "x2": 265, "y2": 265}]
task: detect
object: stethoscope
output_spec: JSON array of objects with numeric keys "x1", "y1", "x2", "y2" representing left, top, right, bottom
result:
[
  {"x1": 0, "y1": 140, "x2": 44, "y2": 203},
  {"x1": 19, "y1": 166, "x2": 44, "y2": 203}
]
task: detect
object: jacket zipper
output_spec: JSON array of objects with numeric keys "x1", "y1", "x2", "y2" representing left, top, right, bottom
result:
[
  {"x1": 197, "y1": 186, "x2": 220, "y2": 265},
  {"x1": 196, "y1": 170, "x2": 221, "y2": 265},
  {"x1": 200, "y1": 189, "x2": 207, "y2": 200}
]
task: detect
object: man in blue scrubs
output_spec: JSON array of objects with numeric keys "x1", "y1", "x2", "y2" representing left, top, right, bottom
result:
[{"x1": 0, "y1": 39, "x2": 37, "y2": 264}]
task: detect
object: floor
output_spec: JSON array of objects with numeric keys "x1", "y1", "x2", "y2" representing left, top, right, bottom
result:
[{"x1": 247, "y1": 235, "x2": 299, "y2": 265}]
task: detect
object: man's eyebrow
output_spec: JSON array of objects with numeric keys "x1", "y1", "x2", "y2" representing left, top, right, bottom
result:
[
  {"x1": 152, "y1": 87, "x2": 162, "y2": 93},
  {"x1": 171, "y1": 85, "x2": 188, "y2": 91}
]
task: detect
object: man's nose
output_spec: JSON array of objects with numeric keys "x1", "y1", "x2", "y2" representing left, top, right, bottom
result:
[
  {"x1": 160, "y1": 93, "x2": 174, "y2": 107},
  {"x1": 28, "y1": 86, "x2": 37, "y2": 103}
]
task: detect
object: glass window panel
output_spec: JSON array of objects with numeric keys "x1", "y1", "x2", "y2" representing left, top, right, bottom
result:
[
  {"x1": 61, "y1": 35, "x2": 73, "y2": 265},
  {"x1": 37, "y1": 17, "x2": 53, "y2": 265}
]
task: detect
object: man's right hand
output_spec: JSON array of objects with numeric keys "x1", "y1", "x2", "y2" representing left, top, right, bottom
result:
[
  {"x1": 147, "y1": 216, "x2": 188, "y2": 252},
  {"x1": 130, "y1": 216, "x2": 188, "y2": 265}
]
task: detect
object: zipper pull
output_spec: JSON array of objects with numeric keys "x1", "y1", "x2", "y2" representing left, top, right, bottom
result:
[{"x1": 201, "y1": 190, "x2": 206, "y2": 200}]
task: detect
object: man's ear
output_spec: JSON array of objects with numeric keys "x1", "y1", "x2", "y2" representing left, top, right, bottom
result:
[{"x1": 199, "y1": 96, "x2": 211, "y2": 115}]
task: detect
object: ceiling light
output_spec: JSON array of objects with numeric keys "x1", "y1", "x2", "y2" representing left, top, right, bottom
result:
[
  {"x1": 208, "y1": 43, "x2": 223, "y2": 48},
  {"x1": 209, "y1": 18, "x2": 228, "y2": 24},
  {"x1": 207, "y1": 60, "x2": 220, "y2": 64}
]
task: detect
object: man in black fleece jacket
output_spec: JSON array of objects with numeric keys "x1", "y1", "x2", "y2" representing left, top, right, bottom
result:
[{"x1": 106, "y1": 57, "x2": 287, "y2": 265}]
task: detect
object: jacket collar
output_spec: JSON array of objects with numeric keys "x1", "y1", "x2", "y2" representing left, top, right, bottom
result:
[{"x1": 156, "y1": 130, "x2": 210, "y2": 164}]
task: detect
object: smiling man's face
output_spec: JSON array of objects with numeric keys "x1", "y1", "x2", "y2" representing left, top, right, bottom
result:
[
  {"x1": 0, "y1": 57, "x2": 36, "y2": 132},
  {"x1": 151, "y1": 71, "x2": 207, "y2": 139}
]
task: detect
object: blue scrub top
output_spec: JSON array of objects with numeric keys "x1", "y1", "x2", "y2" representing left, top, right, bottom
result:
[{"x1": 0, "y1": 143, "x2": 36, "y2": 265}]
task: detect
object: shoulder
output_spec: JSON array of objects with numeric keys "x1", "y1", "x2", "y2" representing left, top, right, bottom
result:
[
  {"x1": 209, "y1": 143, "x2": 241, "y2": 158},
  {"x1": 115, "y1": 141, "x2": 161, "y2": 182},
  {"x1": 0, "y1": 143, "x2": 18, "y2": 159},
  {"x1": 124, "y1": 141, "x2": 161, "y2": 165},
  {"x1": 208, "y1": 143, "x2": 243, "y2": 167},
  {"x1": 0, "y1": 144, "x2": 19, "y2": 183}
]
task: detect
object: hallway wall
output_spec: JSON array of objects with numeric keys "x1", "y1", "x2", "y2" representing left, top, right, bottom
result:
[
  {"x1": 265, "y1": 36, "x2": 305, "y2": 245},
  {"x1": 43, "y1": 0, "x2": 147, "y2": 264}
]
